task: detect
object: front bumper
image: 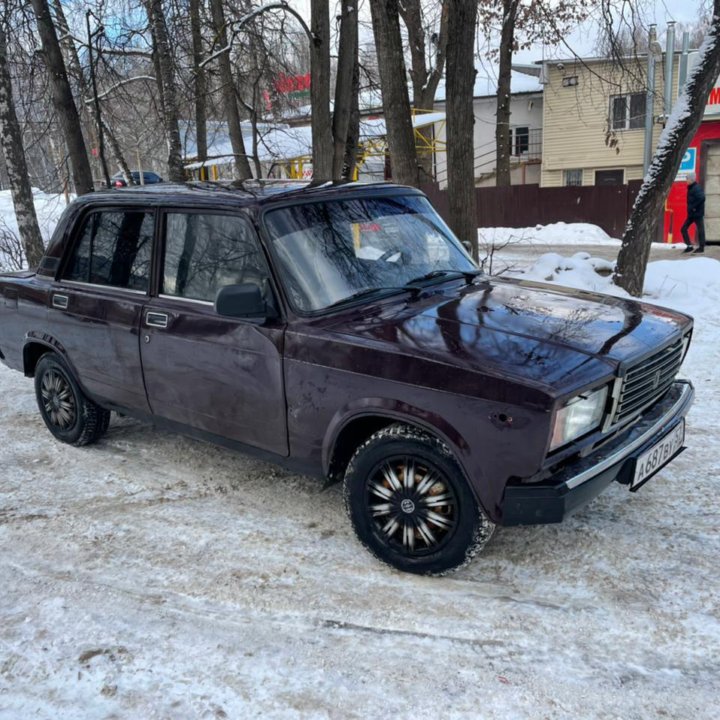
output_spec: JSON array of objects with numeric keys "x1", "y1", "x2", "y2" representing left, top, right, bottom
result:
[{"x1": 501, "y1": 380, "x2": 694, "y2": 526}]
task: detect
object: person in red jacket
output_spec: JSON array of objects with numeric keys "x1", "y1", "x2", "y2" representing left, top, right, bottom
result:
[{"x1": 681, "y1": 172, "x2": 706, "y2": 254}]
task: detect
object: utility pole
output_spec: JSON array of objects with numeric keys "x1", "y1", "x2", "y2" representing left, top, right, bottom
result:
[
  {"x1": 643, "y1": 25, "x2": 663, "y2": 175},
  {"x1": 663, "y1": 22, "x2": 676, "y2": 122},
  {"x1": 679, "y1": 31, "x2": 691, "y2": 88}
]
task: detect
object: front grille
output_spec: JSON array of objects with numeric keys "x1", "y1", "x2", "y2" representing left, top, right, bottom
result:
[{"x1": 613, "y1": 338, "x2": 685, "y2": 425}]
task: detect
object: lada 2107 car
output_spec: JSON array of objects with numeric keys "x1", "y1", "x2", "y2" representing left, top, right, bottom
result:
[{"x1": 0, "y1": 182, "x2": 694, "y2": 574}]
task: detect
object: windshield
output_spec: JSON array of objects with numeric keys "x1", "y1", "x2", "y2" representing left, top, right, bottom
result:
[{"x1": 264, "y1": 194, "x2": 477, "y2": 312}]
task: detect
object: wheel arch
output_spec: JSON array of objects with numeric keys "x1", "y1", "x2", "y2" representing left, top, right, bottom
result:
[
  {"x1": 23, "y1": 335, "x2": 74, "y2": 378},
  {"x1": 323, "y1": 401, "x2": 488, "y2": 513}
]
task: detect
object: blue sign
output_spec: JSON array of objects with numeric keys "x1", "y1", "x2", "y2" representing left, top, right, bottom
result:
[{"x1": 679, "y1": 148, "x2": 697, "y2": 173}]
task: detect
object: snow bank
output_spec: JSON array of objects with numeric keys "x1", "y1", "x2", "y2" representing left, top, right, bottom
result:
[
  {"x1": 0, "y1": 189, "x2": 69, "y2": 270},
  {"x1": 643, "y1": 257, "x2": 720, "y2": 315},
  {"x1": 0, "y1": 188, "x2": 69, "y2": 243},
  {"x1": 516, "y1": 251, "x2": 621, "y2": 293},
  {"x1": 479, "y1": 222, "x2": 621, "y2": 248},
  {"x1": 510, "y1": 251, "x2": 720, "y2": 317}
]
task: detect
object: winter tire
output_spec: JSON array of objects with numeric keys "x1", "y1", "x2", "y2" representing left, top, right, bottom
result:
[
  {"x1": 34, "y1": 353, "x2": 111, "y2": 446},
  {"x1": 343, "y1": 423, "x2": 494, "y2": 575}
]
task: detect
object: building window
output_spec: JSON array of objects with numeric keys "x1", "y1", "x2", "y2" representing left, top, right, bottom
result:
[
  {"x1": 610, "y1": 93, "x2": 646, "y2": 130},
  {"x1": 512, "y1": 126, "x2": 530, "y2": 156},
  {"x1": 595, "y1": 169, "x2": 625, "y2": 186},
  {"x1": 564, "y1": 169, "x2": 583, "y2": 186}
]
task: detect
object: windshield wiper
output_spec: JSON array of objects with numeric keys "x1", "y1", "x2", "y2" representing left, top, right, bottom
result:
[
  {"x1": 324, "y1": 285, "x2": 421, "y2": 311},
  {"x1": 405, "y1": 269, "x2": 481, "y2": 287}
]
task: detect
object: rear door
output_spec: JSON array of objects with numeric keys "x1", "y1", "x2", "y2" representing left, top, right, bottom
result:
[
  {"x1": 50, "y1": 207, "x2": 153, "y2": 411},
  {"x1": 139, "y1": 209, "x2": 288, "y2": 455}
]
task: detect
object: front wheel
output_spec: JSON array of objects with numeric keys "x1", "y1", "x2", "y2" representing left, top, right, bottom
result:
[
  {"x1": 34, "y1": 353, "x2": 111, "y2": 446},
  {"x1": 343, "y1": 424, "x2": 494, "y2": 575}
]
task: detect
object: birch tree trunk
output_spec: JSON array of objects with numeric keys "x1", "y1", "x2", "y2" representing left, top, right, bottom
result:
[
  {"x1": 29, "y1": 0, "x2": 94, "y2": 195},
  {"x1": 310, "y1": 0, "x2": 333, "y2": 181},
  {"x1": 209, "y1": 0, "x2": 252, "y2": 180},
  {"x1": 615, "y1": 2, "x2": 720, "y2": 296},
  {"x1": 146, "y1": 0, "x2": 185, "y2": 183},
  {"x1": 0, "y1": 26, "x2": 45, "y2": 268},
  {"x1": 332, "y1": 0, "x2": 358, "y2": 180},
  {"x1": 495, "y1": 0, "x2": 518, "y2": 188},
  {"x1": 446, "y1": 0, "x2": 479, "y2": 259}
]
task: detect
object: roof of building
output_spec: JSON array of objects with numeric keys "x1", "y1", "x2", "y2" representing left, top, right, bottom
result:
[{"x1": 182, "y1": 113, "x2": 447, "y2": 168}]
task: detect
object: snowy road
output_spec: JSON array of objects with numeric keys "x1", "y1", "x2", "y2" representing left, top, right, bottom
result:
[{"x1": 2, "y1": 257, "x2": 720, "y2": 718}]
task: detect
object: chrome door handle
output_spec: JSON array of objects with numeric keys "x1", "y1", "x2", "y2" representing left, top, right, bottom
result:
[
  {"x1": 145, "y1": 311, "x2": 169, "y2": 329},
  {"x1": 52, "y1": 294, "x2": 69, "y2": 309}
]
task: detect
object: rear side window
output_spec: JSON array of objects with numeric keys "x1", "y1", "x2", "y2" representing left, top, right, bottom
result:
[
  {"x1": 63, "y1": 210, "x2": 153, "y2": 291},
  {"x1": 162, "y1": 213, "x2": 268, "y2": 302}
]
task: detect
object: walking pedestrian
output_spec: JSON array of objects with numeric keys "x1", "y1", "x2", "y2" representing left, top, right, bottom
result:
[{"x1": 681, "y1": 171, "x2": 705, "y2": 254}]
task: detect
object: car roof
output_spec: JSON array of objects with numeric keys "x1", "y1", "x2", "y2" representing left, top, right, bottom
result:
[{"x1": 80, "y1": 180, "x2": 424, "y2": 210}]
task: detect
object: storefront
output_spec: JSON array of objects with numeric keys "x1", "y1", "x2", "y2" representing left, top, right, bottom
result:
[{"x1": 664, "y1": 90, "x2": 720, "y2": 243}]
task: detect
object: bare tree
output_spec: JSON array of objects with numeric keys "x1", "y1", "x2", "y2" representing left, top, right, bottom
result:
[
  {"x1": 310, "y1": 0, "x2": 333, "y2": 180},
  {"x1": 446, "y1": 0, "x2": 479, "y2": 259},
  {"x1": 0, "y1": 20, "x2": 45, "y2": 267},
  {"x1": 209, "y1": 0, "x2": 252, "y2": 180},
  {"x1": 29, "y1": 0, "x2": 94, "y2": 194},
  {"x1": 481, "y1": 0, "x2": 588, "y2": 187},
  {"x1": 145, "y1": 0, "x2": 185, "y2": 182},
  {"x1": 399, "y1": 0, "x2": 449, "y2": 181},
  {"x1": 615, "y1": 1, "x2": 720, "y2": 296},
  {"x1": 189, "y1": 0, "x2": 208, "y2": 167},
  {"x1": 369, "y1": 0, "x2": 419, "y2": 186},
  {"x1": 332, "y1": 0, "x2": 358, "y2": 180},
  {"x1": 495, "y1": 0, "x2": 519, "y2": 187}
]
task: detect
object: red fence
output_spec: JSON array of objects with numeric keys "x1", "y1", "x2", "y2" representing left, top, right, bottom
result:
[{"x1": 421, "y1": 181, "x2": 644, "y2": 239}]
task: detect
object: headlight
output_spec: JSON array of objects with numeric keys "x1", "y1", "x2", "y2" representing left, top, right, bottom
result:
[{"x1": 550, "y1": 386, "x2": 608, "y2": 451}]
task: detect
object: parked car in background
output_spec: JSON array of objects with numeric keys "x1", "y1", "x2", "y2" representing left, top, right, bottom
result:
[
  {"x1": 0, "y1": 182, "x2": 694, "y2": 575},
  {"x1": 110, "y1": 171, "x2": 163, "y2": 188}
]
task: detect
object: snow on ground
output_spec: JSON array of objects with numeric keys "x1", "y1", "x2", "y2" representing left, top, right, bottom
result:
[
  {"x1": 0, "y1": 190, "x2": 69, "y2": 270},
  {"x1": 1, "y1": 224, "x2": 720, "y2": 717},
  {"x1": 0, "y1": 189, "x2": 69, "y2": 243}
]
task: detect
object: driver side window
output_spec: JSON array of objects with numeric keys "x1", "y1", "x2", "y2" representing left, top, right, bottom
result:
[{"x1": 162, "y1": 212, "x2": 269, "y2": 302}]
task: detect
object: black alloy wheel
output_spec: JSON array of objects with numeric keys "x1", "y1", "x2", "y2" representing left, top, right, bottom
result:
[
  {"x1": 34, "y1": 353, "x2": 111, "y2": 446},
  {"x1": 344, "y1": 423, "x2": 494, "y2": 575},
  {"x1": 365, "y1": 455, "x2": 459, "y2": 556}
]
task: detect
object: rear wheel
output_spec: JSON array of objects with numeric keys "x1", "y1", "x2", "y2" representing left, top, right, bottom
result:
[
  {"x1": 343, "y1": 423, "x2": 494, "y2": 575},
  {"x1": 34, "y1": 354, "x2": 111, "y2": 446}
]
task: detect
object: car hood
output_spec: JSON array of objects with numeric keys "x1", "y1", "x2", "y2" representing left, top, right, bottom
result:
[{"x1": 319, "y1": 276, "x2": 692, "y2": 394}]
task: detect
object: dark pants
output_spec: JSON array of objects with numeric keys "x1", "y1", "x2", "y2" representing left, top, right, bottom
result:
[{"x1": 681, "y1": 216, "x2": 705, "y2": 249}]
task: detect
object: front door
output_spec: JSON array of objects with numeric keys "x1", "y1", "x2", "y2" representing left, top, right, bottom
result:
[
  {"x1": 140, "y1": 210, "x2": 288, "y2": 456},
  {"x1": 50, "y1": 207, "x2": 153, "y2": 412}
]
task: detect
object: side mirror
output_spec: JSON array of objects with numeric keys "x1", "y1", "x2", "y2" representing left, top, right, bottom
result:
[{"x1": 215, "y1": 283, "x2": 274, "y2": 320}]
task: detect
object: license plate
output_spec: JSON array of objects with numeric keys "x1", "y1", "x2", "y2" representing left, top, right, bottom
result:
[{"x1": 631, "y1": 420, "x2": 685, "y2": 491}]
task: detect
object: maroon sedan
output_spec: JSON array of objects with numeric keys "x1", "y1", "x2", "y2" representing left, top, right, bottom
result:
[{"x1": 0, "y1": 182, "x2": 694, "y2": 574}]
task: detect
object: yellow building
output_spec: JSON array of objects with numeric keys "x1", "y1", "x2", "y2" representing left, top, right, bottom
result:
[{"x1": 537, "y1": 55, "x2": 681, "y2": 187}]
